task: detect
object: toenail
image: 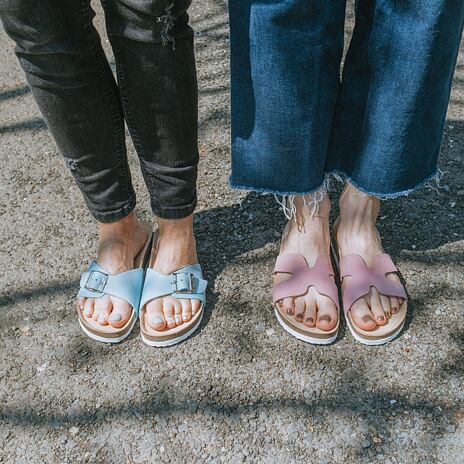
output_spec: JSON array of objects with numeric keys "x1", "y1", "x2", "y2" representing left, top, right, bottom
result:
[
  {"x1": 306, "y1": 317, "x2": 314, "y2": 323},
  {"x1": 109, "y1": 313, "x2": 122, "y2": 322},
  {"x1": 150, "y1": 316, "x2": 164, "y2": 325},
  {"x1": 363, "y1": 315, "x2": 374, "y2": 323},
  {"x1": 175, "y1": 316, "x2": 181, "y2": 324},
  {"x1": 295, "y1": 314, "x2": 303, "y2": 321},
  {"x1": 182, "y1": 315, "x2": 189, "y2": 321},
  {"x1": 84, "y1": 309, "x2": 91, "y2": 316},
  {"x1": 320, "y1": 315, "x2": 331, "y2": 323},
  {"x1": 377, "y1": 316, "x2": 384, "y2": 322},
  {"x1": 98, "y1": 316, "x2": 106, "y2": 323}
]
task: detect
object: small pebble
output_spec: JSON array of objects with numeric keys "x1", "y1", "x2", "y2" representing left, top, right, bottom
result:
[
  {"x1": 69, "y1": 426, "x2": 79, "y2": 436},
  {"x1": 361, "y1": 440, "x2": 371, "y2": 449},
  {"x1": 446, "y1": 425, "x2": 456, "y2": 433}
]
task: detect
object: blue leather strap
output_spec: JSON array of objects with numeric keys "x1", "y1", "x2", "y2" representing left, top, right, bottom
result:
[
  {"x1": 140, "y1": 263, "x2": 207, "y2": 311},
  {"x1": 77, "y1": 260, "x2": 145, "y2": 311}
]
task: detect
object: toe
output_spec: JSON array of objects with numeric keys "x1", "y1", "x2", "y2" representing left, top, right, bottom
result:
[
  {"x1": 163, "y1": 298, "x2": 176, "y2": 328},
  {"x1": 191, "y1": 299, "x2": 201, "y2": 316},
  {"x1": 83, "y1": 298, "x2": 95, "y2": 318},
  {"x1": 146, "y1": 299, "x2": 167, "y2": 330},
  {"x1": 303, "y1": 296, "x2": 316, "y2": 327},
  {"x1": 390, "y1": 296, "x2": 400, "y2": 314},
  {"x1": 181, "y1": 299, "x2": 192, "y2": 322},
  {"x1": 282, "y1": 298, "x2": 294, "y2": 315},
  {"x1": 172, "y1": 299, "x2": 183, "y2": 326},
  {"x1": 108, "y1": 296, "x2": 132, "y2": 328},
  {"x1": 315, "y1": 293, "x2": 338, "y2": 331},
  {"x1": 293, "y1": 297, "x2": 305, "y2": 323},
  {"x1": 350, "y1": 298, "x2": 377, "y2": 331},
  {"x1": 370, "y1": 289, "x2": 387, "y2": 325},
  {"x1": 76, "y1": 297, "x2": 86, "y2": 311},
  {"x1": 94, "y1": 295, "x2": 112, "y2": 326},
  {"x1": 379, "y1": 293, "x2": 391, "y2": 319}
]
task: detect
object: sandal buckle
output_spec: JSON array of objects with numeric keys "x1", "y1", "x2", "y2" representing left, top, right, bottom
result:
[
  {"x1": 85, "y1": 270, "x2": 108, "y2": 293},
  {"x1": 171, "y1": 273, "x2": 194, "y2": 293}
]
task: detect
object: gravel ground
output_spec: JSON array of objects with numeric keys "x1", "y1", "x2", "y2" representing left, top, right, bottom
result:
[{"x1": 1, "y1": 2, "x2": 463, "y2": 463}]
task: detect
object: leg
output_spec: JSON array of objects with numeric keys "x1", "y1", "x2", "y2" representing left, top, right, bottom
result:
[
  {"x1": 228, "y1": 1, "x2": 346, "y2": 335},
  {"x1": 0, "y1": 0, "x2": 135, "y2": 221},
  {"x1": 229, "y1": 0, "x2": 346, "y2": 194},
  {"x1": 331, "y1": 1, "x2": 464, "y2": 330},
  {"x1": 327, "y1": 0, "x2": 464, "y2": 194},
  {"x1": 101, "y1": 0, "x2": 200, "y2": 329},
  {"x1": 0, "y1": 0, "x2": 149, "y2": 329}
]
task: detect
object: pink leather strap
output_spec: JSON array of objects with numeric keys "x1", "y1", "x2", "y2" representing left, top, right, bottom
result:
[
  {"x1": 272, "y1": 254, "x2": 339, "y2": 309},
  {"x1": 340, "y1": 253, "x2": 407, "y2": 314}
]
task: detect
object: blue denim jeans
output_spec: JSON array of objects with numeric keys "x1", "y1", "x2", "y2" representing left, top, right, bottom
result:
[{"x1": 229, "y1": 1, "x2": 464, "y2": 198}]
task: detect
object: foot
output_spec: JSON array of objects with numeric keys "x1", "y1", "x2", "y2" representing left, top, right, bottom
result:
[
  {"x1": 335, "y1": 182, "x2": 405, "y2": 331},
  {"x1": 274, "y1": 195, "x2": 339, "y2": 331},
  {"x1": 76, "y1": 213, "x2": 151, "y2": 328},
  {"x1": 144, "y1": 214, "x2": 202, "y2": 331}
]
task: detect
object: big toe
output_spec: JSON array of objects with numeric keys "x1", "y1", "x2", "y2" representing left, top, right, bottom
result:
[
  {"x1": 108, "y1": 296, "x2": 132, "y2": 328},
  {"x1": 146, "y1": 299, "x2": 167, "y2": 331},
  {"x1": 350, "y1": 299, "x2": 377, "y2": 331},
  {"x1": 315, "y1": 295, "x2": 338, "y2": 331}
]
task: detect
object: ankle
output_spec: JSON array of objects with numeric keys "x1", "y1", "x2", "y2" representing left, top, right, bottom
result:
[
  {"x1": 98, "y1": 212, "x2": 141, "y2": 235},
  {"x1": 289, "y1": 194, "x2": 331, "y2": 226},
  {"x1": 157, "y1": 214, "x2": 194, "y2": 238},
  {"x1": 338, "y1": 183, "x2": 379, "y2": 228}
]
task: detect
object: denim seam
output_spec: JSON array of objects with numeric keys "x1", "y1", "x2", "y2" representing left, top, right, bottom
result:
[
  {"x1": 151, "y1": 197, "x2": 197, "y2": 219},
  {"x1": 91, "y1": 201, "x2": 136, "y2": 223},
  {"x1": 84, "y1": 0, "x2": 135, "y2": 212}
]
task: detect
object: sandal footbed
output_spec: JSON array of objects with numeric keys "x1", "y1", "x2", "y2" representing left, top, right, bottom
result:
[
  {"x1": 275, "y1": 304, "x2": 339, "y2": 340},
  {"x1": 140, "y1": 303, "x2": 203, "y2": 343},
  {"x1": 346, "y1": 300, "x2": 407, "y2": 340},
  {"x1": 77, "y1": 307, "x2": 137, "y2": 338}
]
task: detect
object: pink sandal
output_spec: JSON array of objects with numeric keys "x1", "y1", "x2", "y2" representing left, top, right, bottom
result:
[
  {"x1": 272, "y1": 254, "x2": 340, "y2": 345},
  {"x1": 338, "y1": 253, "x2": 408, "y2": 345}
]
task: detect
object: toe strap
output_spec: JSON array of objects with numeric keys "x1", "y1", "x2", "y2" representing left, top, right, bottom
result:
[
  {"x1": 77, "y1": 260, "x2": 145, "y2": 311},
  {"x1": 140, "y1": 264, "x2": 207, "y2": 311},
  {"x1": 340, "y1": 254, "x2": 407, "y2": 313},
  {"x1": 272, "y1": 254, "x2": 339, "y2": 310}
]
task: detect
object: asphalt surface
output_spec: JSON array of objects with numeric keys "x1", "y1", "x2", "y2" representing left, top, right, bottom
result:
[{"x1": 1, "y1": 1, "x2": 463, "y2": 463}]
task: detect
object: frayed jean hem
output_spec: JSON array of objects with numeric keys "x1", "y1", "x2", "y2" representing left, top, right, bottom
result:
[{"x1": 329, "y1": 168, "x2": 445, "y2": 200}]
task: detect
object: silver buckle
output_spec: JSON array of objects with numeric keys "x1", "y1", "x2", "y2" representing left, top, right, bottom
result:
[
  {"x1": 85, "y1": 271, "x2": 108, "y2": 293},
  {"x1": 171, "y1": 273, "x2": 194, "y2": 293}
]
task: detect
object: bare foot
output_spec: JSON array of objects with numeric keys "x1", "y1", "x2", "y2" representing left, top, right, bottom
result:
[
  {"x1": 144, "y1": 214, "x2": 202, "y2": 330},
  {"x1": 335, "y1": 183, "x2": 405, "y2": 331},
  {"x1": 274, "y1": 196, "x2": 339, "y2": 331},
  {"x1": 76, "y1": 213, "x2": 151, "y2": 328}
]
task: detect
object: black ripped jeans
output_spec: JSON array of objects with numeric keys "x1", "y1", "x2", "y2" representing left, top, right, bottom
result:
[{"x1": 0, "y1": 0, "x2": 198, "y2": 221}]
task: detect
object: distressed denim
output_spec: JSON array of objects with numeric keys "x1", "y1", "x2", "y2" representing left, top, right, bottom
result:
[
  {"x1": 229, "y1": 1, "x2": 464, "y2": 198},
  {"x1": 0, "y1": 0, "x2": 198, "y2": 221}
]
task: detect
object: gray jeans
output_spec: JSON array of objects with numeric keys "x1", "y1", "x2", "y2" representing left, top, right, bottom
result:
[{"x1": 0, "y1": 0, "x2": 198, "y2": 221}]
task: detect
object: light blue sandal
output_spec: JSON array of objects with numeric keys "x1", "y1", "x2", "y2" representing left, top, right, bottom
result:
[
  {"x1": 139, "y1": 263, "x2": 208, "y2": 347},
  {"x1": 76, "y1": 233, "x2": 153, "y2": 343}
]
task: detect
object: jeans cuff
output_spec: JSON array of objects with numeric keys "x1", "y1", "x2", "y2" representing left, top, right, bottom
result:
[
  {"x1": 89, "y1": 200, "x2": 136, "y2": 223},
  {"x1": 152, "y1": 198, "x2": 197, "y2": 220}
]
